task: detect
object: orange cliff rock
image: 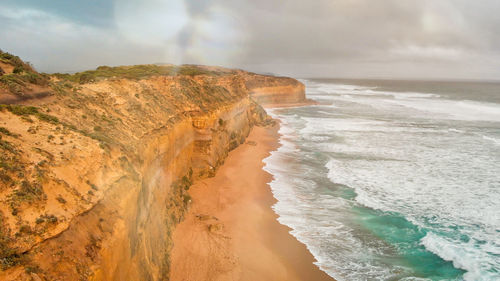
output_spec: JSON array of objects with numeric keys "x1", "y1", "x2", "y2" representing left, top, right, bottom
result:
[
  {"x1": 243, "y1": 73, "x2": 307, "y2": 105},
  {"x1": 0, "y1": 53, "x2": 303, "y2": 281}
]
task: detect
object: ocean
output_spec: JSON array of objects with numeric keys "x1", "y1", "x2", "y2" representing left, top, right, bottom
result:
[{"x1": 263, "y1": 79, "x2": 500, "y2": 281}]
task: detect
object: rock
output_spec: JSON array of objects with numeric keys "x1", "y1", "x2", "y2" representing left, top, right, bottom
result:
[
  {"x1": 208, "y1": 223, "x2": 223, "y2": 232},
  {"x1": 196, "y1": 214, "x2": 218, "y2": 221},
  {"x1": 196, "y1": 214, "x2": 212, "y2": 221},
  {"x1": 30, "y1": 273, "x2": 42, "y2": 281}
]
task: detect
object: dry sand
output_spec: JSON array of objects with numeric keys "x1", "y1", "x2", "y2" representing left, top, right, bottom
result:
[{"x1": 170, "y1": 124, "x2": 334, "y2": 281}]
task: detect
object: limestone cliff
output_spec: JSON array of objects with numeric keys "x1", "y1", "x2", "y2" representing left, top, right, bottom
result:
[
  {"x1": 0, "y1": 51, "x2": 300, "y2": 281},
  {"x1": 243, "y1": 73, "x2": 306, "y2": 105}
]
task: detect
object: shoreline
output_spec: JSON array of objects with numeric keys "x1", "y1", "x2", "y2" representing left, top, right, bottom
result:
[
  {"x1": 263, "y1": 99, "x2": 319, "y2": 108},
  {"x1": 170, "y1": 124, "x2": 334, "y2": 281}
]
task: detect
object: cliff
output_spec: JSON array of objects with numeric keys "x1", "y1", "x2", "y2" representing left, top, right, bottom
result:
[
  {"x1": 0, "y1": 51, "x2": 303, "y2": 280},
  {"x1": 243, "y1": 73, "x2": 306, "y2": 105}
]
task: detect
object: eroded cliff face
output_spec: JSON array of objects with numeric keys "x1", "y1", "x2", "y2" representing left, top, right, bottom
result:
[
  {"x1": 0, "y1": 58, "x2": 297, "y2": 281},
  {"x1": 243, "y1": 73, "x2": 306, "y2": 105}
]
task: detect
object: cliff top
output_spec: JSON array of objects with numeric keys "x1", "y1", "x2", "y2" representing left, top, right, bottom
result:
[
  {"x1": 0, "y1": 51, "x2": 50, "y2": 102},
  {"x1": 51, "y1": 64, "x2": 239, "y2": 84}
]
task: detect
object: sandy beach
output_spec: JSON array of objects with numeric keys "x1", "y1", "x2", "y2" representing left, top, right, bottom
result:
[{"x1": 170, "y1": 124, "x2": 334, "y2": 281}]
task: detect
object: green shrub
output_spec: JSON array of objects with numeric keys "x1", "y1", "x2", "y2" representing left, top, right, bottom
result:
[
  {"x1": 12, "y1": 66, "x2": 23, "y2": 74},
  {"x1": 79, "y1": 73, "x2": 95, "y2": 84},
  {"x1": 0, "y1": 171, "x2": 12, "y2": 184},
  {"x1": 0, "y1": 75, "x2": 25, "y2": 95},
  {"x1": 45, "y1": 214, "x2": 57, "y2": 224},
  {"x1": 96, "y1": 66, "x2": 112, "y2": 71},
  {"x1": 0, "y1": 51, "x2": 13, "y2": 60},
  {"x1": 22, "y1": 72, "x2": 47, "y2": 85},
  {"x1": 86, "y1": 180, "x2": 99, "y2": 191},
  {"x1": 0, "y1": 105, "x2": 38, "y2": 115},
  {"x1": 56, "y1": 195, "x2": 66, "y2": 204},
  {"x1": 0, "y1": 127, "x2": 13, "y2": 137},
  {"x1": 0, "y1": 105, "x2": 59, "y2": 125},
  {"x1": 36, "y1": 113, "x2": 59, "y2": 124},
  {"x1": 0, "y1": 50, "x2": 34, "y2": 71},
  {"x1": 35, "y1": 214, "x2": 57, "y2": 224},
  {"x1": 25, "y1": 265, "x2": 41, "y2": 274},
  {"x1": 0, "y1": 254, "x2": 23, "y2": 269},
  {"x1": 183, "y1": 194, "x2": 192, "y2": 205},
  {"x1": 0, "y1": 140, "x2": 15, "y2": 154},
  {"x1": 58, "y1": 64, "x2": 223, "y2": 84},
  {"x1": 12, "y1": 180, "x2": 44, "y2": 202},
  {"x1": 19, "y1": 225, "x2": 31, "y2": 234}
]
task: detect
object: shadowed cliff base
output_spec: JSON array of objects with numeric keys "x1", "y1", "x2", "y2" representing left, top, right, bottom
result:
[
  {"x1": 0, "y1": 51, "x2": 308, "y2": 280},
  {"x1": 170, "y1": 125, "x2": 334, "y2": 281}
]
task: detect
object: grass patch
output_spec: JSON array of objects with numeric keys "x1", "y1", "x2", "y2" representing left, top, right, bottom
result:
[
  {"x1": 0, "y1": 75, "x2": 25, "y2": 96},
  {"x1": 0, "y1": 104, "x2": 59, "y2": 124},
  {"x1": 52, "y1": 64, "x2": 227, "y2": 84},
  {"x1": 86, "y1": 180, "x2": 99, "y2": 191},
  {"x1": 0, "y1": 50, "x2": 48, "y2": 95},
  {"x1": 10, "y1": 180, "x2": 45, "y2": 203},
  {"x1": 0, "y1": 50, "x2": 45, "y2": 82},
  {"x1": 0, "y1": 50, "x2": 34, "y2": 74},
  {"x1": 35, "y1": 214, "x2": 57, "y2": 225},
  {"x1": 0, "y1": 139, "x2": 16, "y2": 154},
  {"x1": 36, "y1": 112, "x2": 59, "y2": 123},
  {"x1": 0, "y1": 104, "x2": 38, "y2": 115},
  {"x1": 56, "y1": 195, "x2": 67, "y2": 204},
  {"x1": 0, "y1": 127, "x2": 15, "y2": 137},
  {"x1": 0, "y1": 212, "x2": 22, "y2": 269},
  {"x1": 0, "y1": 171, "x2": 12, "y2": 184},
  {"x1": 0, "y1": 51, "x2": 33, "y2": 71}
]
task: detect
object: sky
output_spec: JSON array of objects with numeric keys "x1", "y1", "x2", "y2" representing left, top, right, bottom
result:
[{"x1": 1, "y1": 0, "x2": 499, "y2": 80}]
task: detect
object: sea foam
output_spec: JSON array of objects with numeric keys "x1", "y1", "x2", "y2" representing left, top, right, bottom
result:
[{"x1": 263, "y1": 79, "x2": 500, "y2": 280}]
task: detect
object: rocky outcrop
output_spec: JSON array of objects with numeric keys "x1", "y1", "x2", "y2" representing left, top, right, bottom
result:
[
  {"x1": 0, "y1": 59, "x2": 299, "y2": 281},
  {"x1": 243, "y1": 73, "x2": 306, "y2": 105}
]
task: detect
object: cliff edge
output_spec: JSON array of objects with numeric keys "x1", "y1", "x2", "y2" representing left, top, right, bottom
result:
[
  {"x1": 243, "y1": 73, "x2": 306, "y2": 105},
  {"x1": 0, "y1": 51, "x2": 304, "y2": 280}
]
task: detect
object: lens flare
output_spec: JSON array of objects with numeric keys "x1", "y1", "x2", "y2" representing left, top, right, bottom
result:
[
  {"x1": 114, "y1": 0, "x2": 188, "y2": 46},
  {"x1": 176, "y1": 4, "x2": 248, "y2": 66}
]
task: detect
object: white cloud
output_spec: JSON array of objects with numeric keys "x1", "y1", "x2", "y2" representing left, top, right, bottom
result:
[
  {"x1": 179, "y1": 4, "x2": 248, "y2": 66},
  {"x1": 113, "y1": 0, "x2": 189, "y2": 46},
  {"x1": 390, "y1": 45, "x2": 464, "y2": 61},
  {"x1": 0, "y1": 6, "x2": 169, "y2": 72},
  {"x1": 1, "y1": 0, "x2": 500, "y2": 80}
]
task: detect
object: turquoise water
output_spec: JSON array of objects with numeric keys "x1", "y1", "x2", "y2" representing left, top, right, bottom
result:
[
  {"x1": 264, "y1": 79, "x2": 500, "y2": 280},
  {"x1": 354, "y1": 207, "x2": 464, "y2": 280}
]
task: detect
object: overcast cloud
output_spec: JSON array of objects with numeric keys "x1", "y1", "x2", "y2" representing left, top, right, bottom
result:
[{"x1": 1, "y1": 0, "x2": 499, "y2": 80}]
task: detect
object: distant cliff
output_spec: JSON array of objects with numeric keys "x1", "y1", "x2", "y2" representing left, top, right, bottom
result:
[
  {"x1": 0, "y1": 51, "x2": 303, "y2": 280},
  {"x1": 244, "y1": 73, "x2": 306, "y2": 105}
]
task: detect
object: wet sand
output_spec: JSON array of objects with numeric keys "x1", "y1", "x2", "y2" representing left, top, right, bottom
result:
[{"x1": 170, "y1": 124, "x2": 334, "y2": 281}]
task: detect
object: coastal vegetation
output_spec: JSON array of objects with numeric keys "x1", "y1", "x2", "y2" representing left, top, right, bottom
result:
[
  {"x1": 0, "y1": 50, "x2": 49, "y2": 97},
  {"x1": 52, "y1": 64, "x2": 231, "y2": 84}
]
